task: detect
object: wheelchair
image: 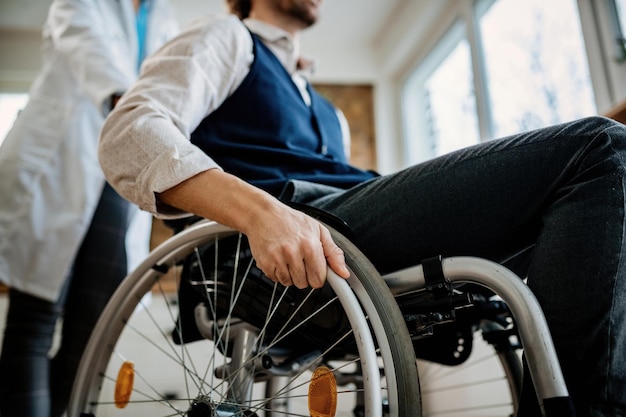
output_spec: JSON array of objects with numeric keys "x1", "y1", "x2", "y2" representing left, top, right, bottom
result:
[{"x1": 68, "y1": 212, "x2": 572, "y2": 417}]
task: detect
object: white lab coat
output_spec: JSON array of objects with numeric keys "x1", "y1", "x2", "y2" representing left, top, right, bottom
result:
[{"x1": 0, "y1": 0, "x2": 179, "y2": 302}]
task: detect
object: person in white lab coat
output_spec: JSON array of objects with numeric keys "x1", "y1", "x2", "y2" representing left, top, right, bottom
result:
[{"x1": 0, "y1": 0, "x2": 178, "y2": 415}]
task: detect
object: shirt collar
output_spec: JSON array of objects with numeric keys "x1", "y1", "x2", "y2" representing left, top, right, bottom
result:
[{"x1": 243, "y1": 18, "x2": 315, "y2": 77}]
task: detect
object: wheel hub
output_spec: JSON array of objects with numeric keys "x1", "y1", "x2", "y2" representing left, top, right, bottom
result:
[{"x1": 187, "y1": 397, "x2": 244, "y2": 417}]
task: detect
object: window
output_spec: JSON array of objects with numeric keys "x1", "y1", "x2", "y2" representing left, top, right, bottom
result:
[
  {"x1": 402, "y1": 0, "x2": 598, "y2": 164},
  {"x1": 618, "y1": 0, "x2": 626, "y2": 32},
  {"x1": 479, "y1": 0, "x2": 596, "y2": 138},
  {"x1": 402, "y1": 22, "x2": 480, "y2": 163},
  {"x1": 0, "y1": 93, "x2": 29, "y2": 147}
]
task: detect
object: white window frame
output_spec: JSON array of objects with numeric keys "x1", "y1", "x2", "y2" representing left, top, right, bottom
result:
[
  {"x1": 576, "y1": 0, "x2": 626, "y2": 112},
  {"x1": 401, "y1": 19, "x2": 469, "y2": 164}
]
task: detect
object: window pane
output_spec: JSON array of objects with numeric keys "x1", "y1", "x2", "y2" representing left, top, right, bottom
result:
[
  {"x1": 424, "y1": 38, "x2": 480, "y2": 156},
  {"x1": 479, "y1": 0, "x2": 596, "y2": 138},
  {"x1": 617, "y1": 0, "x2": 626, "y2": 34},
  {"x1": 403, "y1": 25, "x2": 480, "y2": 164},
  {"x1": 0, "y1": 93, "x2": 29, "y2": 147}
]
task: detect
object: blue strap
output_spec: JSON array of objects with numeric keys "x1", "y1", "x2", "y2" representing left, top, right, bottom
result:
[{"x1": 135, "y1": 0, "x2": 151, "y2": 69}]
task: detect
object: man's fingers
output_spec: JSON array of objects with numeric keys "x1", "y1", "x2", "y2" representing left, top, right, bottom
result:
[
  {"x1": 319, "y1": 226, "x2": 350, "y2": 279},
  {"x1": 251, "y1": 219, "x2": 349, "y2": 289},
  {"x1": 275, "y1": 271, "x2": 293, "y2": 287},
  {"x1": 289, "y1": 259, "x2": 310, "y2": 289}
]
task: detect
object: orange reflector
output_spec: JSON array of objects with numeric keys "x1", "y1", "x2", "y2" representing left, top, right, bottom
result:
[
  {"x1": 114, "y1": 361, "x2": 134, "y2": 408},
  {"x1": 308, "y1": 366, "x2": 337, "y2": 417}
]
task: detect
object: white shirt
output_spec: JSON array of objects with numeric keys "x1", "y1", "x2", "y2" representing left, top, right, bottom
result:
[
  {"x1": 0, "y1": 0, "x2": 179, "y2": 301},
  {"x1": 100, "y1": 14, "x2": 343, "y2": 218}
]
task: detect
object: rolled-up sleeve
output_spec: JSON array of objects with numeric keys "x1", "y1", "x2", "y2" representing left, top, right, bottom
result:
[{"x1": 99, "y1": 14, "x2": 253, "y2": 218}]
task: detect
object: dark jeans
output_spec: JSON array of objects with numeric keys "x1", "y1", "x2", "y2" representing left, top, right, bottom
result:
[
  {"x1": 309, "y1": 116, "x2": 626, "y2": 417},
  {"x1": 0, "y1": 182, "x2": 132, "y2": 417}
]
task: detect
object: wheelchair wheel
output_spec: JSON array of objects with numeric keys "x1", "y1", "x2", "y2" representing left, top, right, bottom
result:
[{"x1": 68, "y1": 220, "x2": 420, "y2": 417}]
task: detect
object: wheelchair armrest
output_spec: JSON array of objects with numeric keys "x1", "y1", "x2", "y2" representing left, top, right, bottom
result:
[{"x1": 283, "y1": 200, "x2": 354, "y2": 240}]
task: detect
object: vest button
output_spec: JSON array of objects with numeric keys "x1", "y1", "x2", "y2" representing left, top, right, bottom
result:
[{"x1": 321, "y1": 145, "x2": 328, "y2": 154}]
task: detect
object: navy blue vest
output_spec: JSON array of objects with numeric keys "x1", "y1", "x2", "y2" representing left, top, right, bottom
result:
[{"x1": 191, "y1": 33, "x2": 377, "y2": 197}]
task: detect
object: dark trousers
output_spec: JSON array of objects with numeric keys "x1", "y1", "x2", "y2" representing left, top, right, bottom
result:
[
  {"x1": 0, "y1": 182, "x2": 132, "y2": 417},
  {"x1": 310, "y1": 116, "x2": 626, "y2": 417}
]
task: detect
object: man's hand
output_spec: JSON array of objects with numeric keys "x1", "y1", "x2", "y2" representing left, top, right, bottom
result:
[
  {"x1": 246, "y1": 205, "x2": 350, "y2": 288},
  {"x1": 158, "y1": 169, "x2": 350, "y2": 289}
]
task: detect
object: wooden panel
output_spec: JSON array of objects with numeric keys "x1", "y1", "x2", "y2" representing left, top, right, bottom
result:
[
  {"x1": 150, "y1": 218, "x2": 178, "y2": 293},
  {"x1": 605, "y1": 99, "x2": 626, "y2": 124},
  {"x1": 313, "y1": 83, "x2": 377, "y2": 171}
]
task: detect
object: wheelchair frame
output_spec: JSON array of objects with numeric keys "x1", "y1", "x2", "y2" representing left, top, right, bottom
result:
[{"x1": 384, "y1": 257, "x2": 569, "y2": 415}]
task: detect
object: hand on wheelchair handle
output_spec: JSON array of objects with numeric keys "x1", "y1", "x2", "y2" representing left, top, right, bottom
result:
[{"x1": 247, "y1": 207, "x2": 350, "y2": 289}]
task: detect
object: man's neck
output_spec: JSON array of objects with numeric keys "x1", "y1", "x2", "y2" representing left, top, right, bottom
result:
[{"x1": 249, "y1": 8, "x2": 303, "y2": 38}]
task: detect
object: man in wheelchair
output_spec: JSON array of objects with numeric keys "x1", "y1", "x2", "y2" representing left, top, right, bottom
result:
[{"x1": 98, "y1": 0, "x2": 626, "y2": 415}]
